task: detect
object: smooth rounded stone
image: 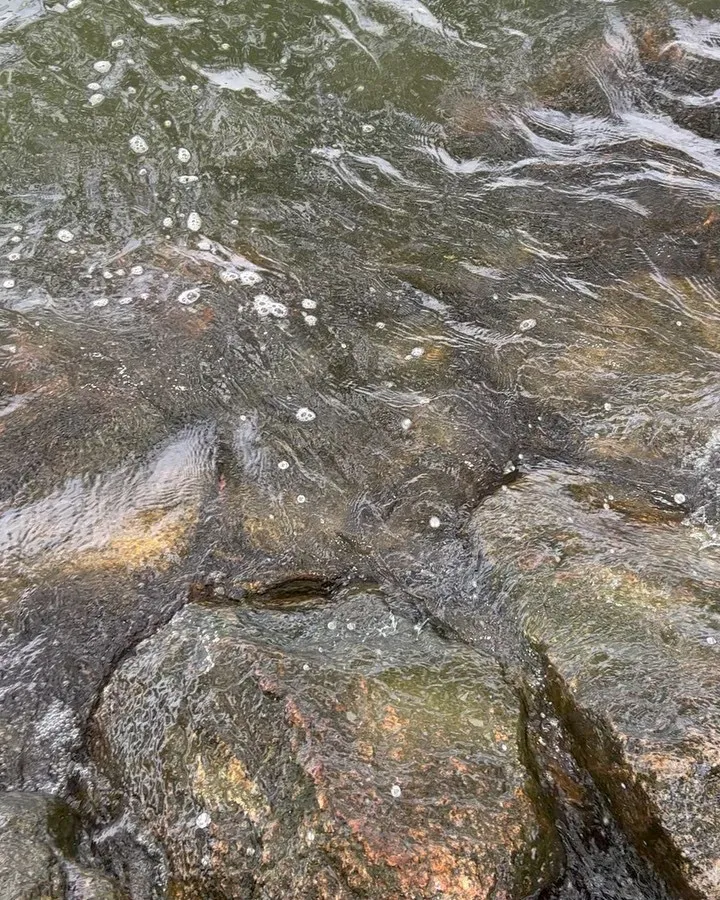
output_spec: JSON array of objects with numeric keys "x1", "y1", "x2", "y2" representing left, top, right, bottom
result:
[
  {"x1": 471, "y1": 466, "x2": 720, "y2": 900},
  {"x1": 89, "y1": 588, "x2": 562, "y2": 899}
]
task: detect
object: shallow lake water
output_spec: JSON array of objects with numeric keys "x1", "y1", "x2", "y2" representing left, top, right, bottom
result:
[{"x1": 1, "y1": 0, "x2": 719, "y2": 897}]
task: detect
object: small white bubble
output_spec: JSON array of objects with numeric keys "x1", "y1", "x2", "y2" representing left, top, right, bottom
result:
[
  {"x1": 178, "y1": 175, "x2": 199, "y2": 184},
  {"x1": 519, "y1": 318, "x2": 537, "y2": 332},
  {"x1": 111, "y1": 37, "x2": 124, "y2": 48},
  {"x1": 186, "y1": 211, "x2": 202, "y2": 232},
  {"x1": 220, "y1": 42, "x2": 230, "y2": 50},
  {"x1": 409, "y1": 346, "x2": 424, "y2": 358},
  {"x1": 88, "y1": 93, "x2": 105, "y2": 106},
  {"x1": 178, "y1": 288, "x2": 200, "y2": 305},
  {"x1": 401, "y1": 417, "x2": 412, "y2": 431},
  {"x1": 87, "y1": 81, "x2": 101, "y2": 91},
  {"x1": 56, "y1": 228, "x2": 74, "y2": 243},
  {"x1": 129, "y1": 134, "x2": 149, "y2": 154},
  {"x1": 253, "y1": 294, "x2": 287, "y2": 318},
  {"x1": 302, "y1": 313, "x2": 317, "y2": 326},
  {"x1": 92, "y1": 297, "x2": 109, "y2": 308},
  {"x1": 162, "y1": 216, "x2": 174, "y2": 228},
  {"x1": 67, "y1": 0, "x2": 81, "y2": 7},
  {"x1": 238, "y1": 270, "x2": 262, "y2": 286},
  {"x1": 177, "y1": 147, "x2": 191, "y2": 163},
  {"x1": 9, "y1": 236, "x2": 20, "y2": 243},
  {"x1": 390, "y1": 784, "x2": 402, "y2": 798},
  {"x1": 126, "y1": 86, "x2": 136, "y2": 95},
  {"x1": 220, "y1": 268, "x2": 240, "y2": 283},
  {"x1": 673, "y1": 493, "x2": 686, "y2": 505},
  {"x1": 191, "y1": 84, "x2": 200, "y2": 92},
  {"x1": 118, "y1": 296, "x2": 133, "y2": 305},
  {"x1": 707, "y1": 636, "x2": 717, "y2": 645},
  {"x1": 296, "y1": 494, "x2": 306, "y2": 504},
  {"x1": 361, "y1": 123, "x2": 375, "y2": 133},
  {"x1": 301, "y1": 298, "x2": 317, "y2": 310},
  {"x1": 278, "y1": 460, "x2": 289, "y2": 470},
  {"x1": 138, "y1": 167, "x2": 147, "y2": 176},
  {"x1": 429, "y1": 516, "x2": 441, "y2": 529},
  {"x1": 375, "y1": 321, "x2": 385, "y2": 329},
  {"x1": 196, "y1": 812, "x2": 211, "y2": 829},
  {"x1": 130, "y1": 265, "x2": 144, "y2": 275},
  {"x1": 603, "y1": 402, "x2": 612, "y2": 411},
  {"x1": 327, "y1": 620, "x2": 337, "y2": 630},
  {"x1": 11, "y1": 224, "x2": 22, "y2": 232},
  {"x1": 164, "y1": 119, "x2": 172, "y2": 128},
  {"x1": 197, "y1": 238, "x2": 212, "y2": 251},
  {"x1": 230, "y1": 218, "x2": 239, "y2": 226},
  {"x1": 295, "y1": 407, "x2": 316, "y2": 423},
  {"x1": 3, "y1": 279, "x2": 15, "y2": 289},
  {"x1": 103, "y1": 270, "x2": 113, "y2": 280},
  {"x1": 93, "y1": 60, "x2": 112, "y2": 74},
  {"x1": 7, "y1": 252, "x2": 20, "y2": 261}
]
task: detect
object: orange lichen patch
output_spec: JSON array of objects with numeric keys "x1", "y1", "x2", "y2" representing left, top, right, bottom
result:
[
  {"x1": 634, "y1": 750, "x2": 695, "y2": 781},
  {"x1": 193, "y1": 749, "x2": 270, "y2": 825}
]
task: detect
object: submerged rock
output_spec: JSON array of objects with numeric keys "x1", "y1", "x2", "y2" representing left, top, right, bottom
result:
[
  {"x1": 471, "y1": 467, "x2": 720, "y2": 899},
  {"x1": 89, "y1": 585, "x2": 563, "y2": 898}
]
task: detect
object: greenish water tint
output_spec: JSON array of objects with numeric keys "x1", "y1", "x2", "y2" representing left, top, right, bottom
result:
[{"x1": 1, "y1": 0, "x2": 720, "y2": 897}]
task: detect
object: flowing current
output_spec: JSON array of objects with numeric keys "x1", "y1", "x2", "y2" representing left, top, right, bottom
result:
[{"x1": 1, "y1": 0, "x2": 719, "y2": 898}]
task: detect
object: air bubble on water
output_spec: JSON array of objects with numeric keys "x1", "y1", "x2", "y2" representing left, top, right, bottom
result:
[
  {"x1": 429, "y1": 516, "x2": 441, "y2": 529},
  {"x1": 130, "y1": 265, "x2": 143, "y2": 275},
  {"x1": 708, "y1": 636, "x2": 717, "y2": 645},
  {"x1": 162, "y1": 217, "x2": 173, "y2": 227},
  {"x1": 302, "y1": 313, "x2": 317, "y2": 326},
  {"x1": 401, "y1": 418, "x2": 412, "y2": 431},
  {"x1": 8, "y1": 252, "x2": 20, "y2": 261},
  {"x1": 10, "y1": 236, "x2": 20, "y2": 244},
  {"x1": 409, "y1": 346, "x2": 424, "y2": 358},
  {"x1": 220, "y1": 42, "x2": 230, "y2": 50},
  {"x1": 519, "y1": 318, "x2": 536, "y2": 332},
  {"x1": 92, "y1": 297, "x2": 109, "y2": 307},
  {"x1": 177, "y1": 147, "x2": 191, "y2": 163},
  {"x1": 111, "y1": 38, "x2": 124, "y2": 48},
  {"x1": 87, "y1": 81, "x2": 101, "y2": 90},
  {"x1": 178, "y1": 175, "x2": 199, "y2": 184},
  {"x1": 164, "y1": 119, "x2": 172, "y2": 128},
  {"x1": 191, "y1": 84, "x2": 199, "y2": 92},
  {"x1": 238, "y1": 270, "x2": 262, "y2": 286},
  {"x1": 127, "y1": 86, "x2": 136, "y2": 95},
  {"x1": 57, "y1": 228, "x2": 74, "y2": 242},
  {"x1": 3, "y1": 279, "x2": 15, "y2": 289},
  {"x1": 93, "y1": 60, "x2": 112, "y2": 74},
  {"x1": 603, "y1": 402, "x2": 612, "y2": 411},
  {"x1": 253, "y1": 295, "x2": 287, "y2": 318},
  {"x1": 301, "y1": 298, "x2": 317, "y2": 310},
  {"x1": 327, "y1": 621, "x2": 336, "y2": 630},
  {"x1": 129, "y1": 134, "x2": 149, "y2": 154},
  {"x1": 230, "y1": 218, "x2": 239, "y2": 226},
  {"x1": 103, "y1": 271, "x2": 113, "y2": 279},
  {"x1": 361, "y1": 123, "x2": 375, "y2": 133},
  {"x1": 376, "y1": 321, "x2": 385, "y2": 329},
  {"x1": 11, "y1": 224, "x2": 22, "y2": 232},
  {"x1": 296, "y1": 407, "x2": 316, "y2": 423},
  {"x1": 119, "y1": 296, "x2": 133, "y2": 305},
  {"x1": 196, "y1": 812, "x2": 211, "y2": 829},
  {"x1": 220, "y1": 268, "x2": 239, "y2": 283},
  {"x1": 296, "y1": 494, "x2": 306, "y2": 504},
  {"x1": 197, "y1": 238, "x2": 212, "y2": 251},
  {"x1": 138, "y1": 168, "x2": 147, "y2": 176},
  {"x1": 186, "y1": 211, "x2": 202, "y2": 232},
  {"x1": 278, "y1": 460, "x2": 289, "y2": 470},
  {"x1": 178, "y1": 288, "x2": 200, "y2": 305},
  {"x1": 673, "y1": 493, "x2": 686, "y2": 505},
  {"x1": 390, "y1": 784, "x2": 402, "y2": 798},
  {"x1": 88, "y1": 93, "x2": 105, "y2": 106},
  {"x1": 67, "y1": 0, "x2": 81, "y2": 7}
]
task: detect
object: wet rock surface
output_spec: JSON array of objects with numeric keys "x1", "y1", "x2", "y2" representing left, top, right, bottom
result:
[
  {"x1": 87, "y1": 586, "x2": 562, "y2": 899},
  {"x1": 471, "y1": 468, "x2": 720, "y2": 899}
]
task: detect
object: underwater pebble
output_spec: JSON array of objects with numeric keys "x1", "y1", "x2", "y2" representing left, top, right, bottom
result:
[
  {"x1": 301, "y1": 298, "x2": 317, "y2": 310},
  {"x1": 673, "y1": 493, "x2": 686, "y2": 505},
  {"x1": 88, "y1": 93, "x2": 105, "y2": 106},
  {"x1": 3, "y1": 279, "x2": 16, "y2": 289},
  {"x1": 92, "y1": 297, "x2": 109, "y2": 307},
  {"x1": 186, "y1": 211, "x2": 202, "y2": 232},
  {"x1": 93, "y1": 60, "x2": 112, "y2": 74},
  {"x1": 129, "y1": 134, "x2": 149, "y2": 154},
  {"x1": 56, "y1": 228, "x2": 74, "y2": 243},
  {"x1": 295, "y1": 407, "x2": 316, "y2": 423},
  {"x1": 390, "y1": 784, "x2": 402, "y2": 798},
  {"x1": 177, "y1": 147, "x2": 191, "y2": 163},
  {"x1": 519, "y1": 318, "x2": 537, "y2": 332},
  {"x1": 177, "y1": 288, "x2": 200, "y2": 305},
  {"x1": 429, "y1": 516, "x2": 441, "y2": 529},
  {"x1": 196, "y1": 812, "x2": 211, "y2": 829}
]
